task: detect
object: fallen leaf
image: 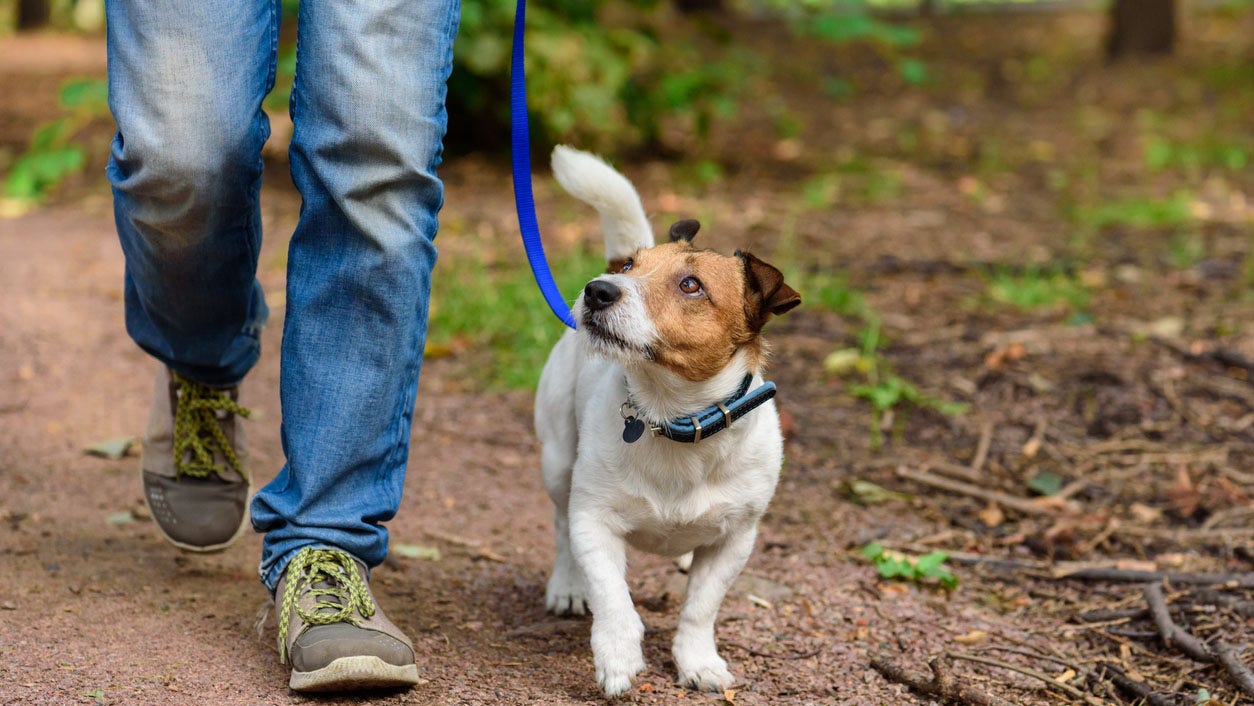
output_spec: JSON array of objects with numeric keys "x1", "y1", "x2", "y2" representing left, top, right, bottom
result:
[
  {"x1": 394, "y1": 544, "x2": 441, "y2": 561},
  {"x1": 105, "y1": 511, "x2": 134, "y2": 526},
  {"x1": 953, "y1": 629, "x2": 987, "y2": 645},
  {"x1": 638, "y1": 683, "x2": 655, "y2": 694},
  {"x1": 745, "y1": 593, "x2": 772, "y2": 610},
  {"x1": 1026, "y1": 471, "x2": 1064, "y2": 496},
  {"x1": 1128, "y1": 502, "x2": 1162, "y2": 523},
  {"x1": 841, "y1": 479, "x2": 909, "y2": 505},
  {"x1": 722, "y1": 688, "x2": 737, "y2": 704},
  {"x1": 1054, "y1": 668, "x2": 1076, "y2": 684},
  {"x1": 823, "y1": 348, "x2": 862, "y2": 376},
  {"x1": 977, "y1": 502, "x2": 1004, "y2": 527},
  {"x1": 84, "y1": 437, "x2": 137, "y2": 460}
]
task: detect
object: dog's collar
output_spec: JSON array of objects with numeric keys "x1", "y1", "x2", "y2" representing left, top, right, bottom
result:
[{"x1": 620, "y1": 374, "x2": 777, "y2": 444}]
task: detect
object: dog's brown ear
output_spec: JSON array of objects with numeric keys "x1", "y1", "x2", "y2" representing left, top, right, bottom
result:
[
  {"x1": 669, "y1": 219, "x2": 700, "y2": 243},
  {"x1": 738, "y1": 251, "x2": 801, "y2": 330}
]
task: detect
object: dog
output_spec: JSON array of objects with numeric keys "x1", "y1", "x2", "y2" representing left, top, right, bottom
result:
[{"x1": 535, "y1": 145, "x2": 801, "y2": 697}]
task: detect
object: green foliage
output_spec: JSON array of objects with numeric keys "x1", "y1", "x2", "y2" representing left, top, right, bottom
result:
[
  {"x1": 1026, "y1": 471, "x2": 1064, "y2": 496},
  {"x1": 987, "y1": 267, "x2": 1089, "y2": 312},
  {"x1": 860, "y1": 542, "x2": 957, "y2": 590},
  {"x1": 449, "y1": 0, "x2": 758, "y2": 152},
  {"x1": 1144, "y1": 134, "x2": 1249, "y2": 174},
  {"x1": 813, "y1": 291, "x2": 967, "y2": 448},
  {"x1": 1076, "y1": 192, "x2": 1194, "y2": 230},
  {"x1": 427, "y1": 246, "x2": 604, "y2": 390},
  {"x1": 2, "y1": 78, "x2": 110, "y2": 206}
]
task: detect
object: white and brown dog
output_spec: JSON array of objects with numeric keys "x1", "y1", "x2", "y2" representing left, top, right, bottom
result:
[{"x1": 535, "y1": 146, "x2": 801, "y2": 697}]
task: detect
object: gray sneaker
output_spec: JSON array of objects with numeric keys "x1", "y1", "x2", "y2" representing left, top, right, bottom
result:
[
  {"x1": 141, "y1": 366, "x2": 251, "y2": 552},
  {"x1": 275, "y1": 547, "x2": 420, "y2": 692}
]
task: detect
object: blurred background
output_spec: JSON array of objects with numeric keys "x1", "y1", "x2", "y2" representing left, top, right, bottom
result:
[{"x1": 2, "y1": 0, "x2": 1250, "y2": 390}]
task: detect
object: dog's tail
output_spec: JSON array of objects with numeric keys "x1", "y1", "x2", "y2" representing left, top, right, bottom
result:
[{"x1": 551, "y1": 145, "x2": 653, "y2": 262}]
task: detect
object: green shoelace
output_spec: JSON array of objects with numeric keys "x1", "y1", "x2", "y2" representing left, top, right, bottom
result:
[
  {"x1": 276, "y1": 547, "x2": 377, "y2": 664},
  {"x1": 171, "y1": 373, "x2": 250, "y2": 479}
]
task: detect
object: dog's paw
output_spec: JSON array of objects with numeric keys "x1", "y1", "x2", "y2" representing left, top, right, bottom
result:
[
  {"x1": 675, "y1": 650, "x2": 734, "y2": 692},
  {"x1": 593, "y1": 618, "x2": 646, "y2": 697},
  {"x1": 545, "y1": 570, "x2": 589, "y2": 616},
  {"x1": 595, "y1": 648, "x2": 646, "y2": 697}
]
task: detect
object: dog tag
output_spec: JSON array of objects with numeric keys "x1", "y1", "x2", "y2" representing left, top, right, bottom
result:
[{"x1": 622, "y1": 416, "x2": 645, "y2": 443}]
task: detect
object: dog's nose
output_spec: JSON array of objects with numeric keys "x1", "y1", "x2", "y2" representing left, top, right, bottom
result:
[{"x1": 584, "y1": 280, "x2": 622, "y2": 311}]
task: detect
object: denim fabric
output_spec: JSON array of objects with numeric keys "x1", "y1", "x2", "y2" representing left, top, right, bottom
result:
[{"x1": 106, "y1": 0, "x2": 461, "y2": 590}]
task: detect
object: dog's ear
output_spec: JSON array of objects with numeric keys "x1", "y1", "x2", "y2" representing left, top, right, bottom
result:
[
  {"x1": 668, "y1": 219, "x2": 700, "y2": 243},
  {"x1": 738, "y1": 250, "x2": 801, "y2": 330}
]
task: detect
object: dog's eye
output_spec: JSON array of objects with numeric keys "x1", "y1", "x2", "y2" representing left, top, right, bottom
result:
[
  {"x1": 621, "y1": 258, "x2": 633, "y2": 273},
  {"x1": 679, "y1": 276, "x2": 703, "y2": 295}
]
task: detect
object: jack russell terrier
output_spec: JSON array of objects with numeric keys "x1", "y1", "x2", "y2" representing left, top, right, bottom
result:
[{"x1": 535, "y1": 146, "x2": 801, "y2": 697}]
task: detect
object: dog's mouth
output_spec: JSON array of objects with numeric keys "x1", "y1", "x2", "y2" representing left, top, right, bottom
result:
[{"x1": 581, "y1": 316, "x2": 655, "y2": 360}]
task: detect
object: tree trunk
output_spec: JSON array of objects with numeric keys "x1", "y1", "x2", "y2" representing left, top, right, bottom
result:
[
  {"x1": 16, "y1": 0, "x2": 52, "y2": 30},
  {"x1": 1106, "y1": 0, "x2": 1176, "y2": 60},
  {"x1": 674, "y1": 0, "x2": 724, "y2": 14}
]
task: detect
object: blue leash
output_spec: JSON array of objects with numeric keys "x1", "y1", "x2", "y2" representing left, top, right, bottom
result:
[{"x1": 510, "y1": 0, "x2": 578, "y2": 329}]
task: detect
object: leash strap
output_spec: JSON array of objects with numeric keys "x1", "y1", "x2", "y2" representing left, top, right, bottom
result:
[{"x1": 510, "y1": 0, "x2": 577, "y2": 329}]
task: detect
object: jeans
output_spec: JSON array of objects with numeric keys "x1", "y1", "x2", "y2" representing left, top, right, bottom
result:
[{"x1": 105, "y1": 0, "x2": 461, "y2": 589}]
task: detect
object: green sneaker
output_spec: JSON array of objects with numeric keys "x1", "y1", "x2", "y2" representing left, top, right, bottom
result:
[
  {"x1": 141, "y1": 366, "x2": 251, "y2": 552},
  {"x1": 276, "y1": 547, "x2": 420, "y2": 692}
]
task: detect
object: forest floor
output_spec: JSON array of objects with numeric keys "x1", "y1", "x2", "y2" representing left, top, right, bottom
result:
[{"x1": 0, "y1": 8, "x2": 1252, "y2": 706}]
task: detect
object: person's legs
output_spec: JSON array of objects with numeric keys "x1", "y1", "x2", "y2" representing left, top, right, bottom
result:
[
  {"x1": 106, "y1": 0, "x2": 277, "y2": 550},
  {"x1": 106, "y1": 0, "x2": 275, "y2": 386},
  {"x1": 248, "y1": 0, "x2": 460, "y2": 690}
]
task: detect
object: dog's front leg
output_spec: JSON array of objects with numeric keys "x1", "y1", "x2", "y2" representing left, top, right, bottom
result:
[
  {"x1": 673, "y1": 527, "x2": 756, "y2": 692},
  {"x1": 569, "y1": 509, "x2": 645, "y2": 697}
]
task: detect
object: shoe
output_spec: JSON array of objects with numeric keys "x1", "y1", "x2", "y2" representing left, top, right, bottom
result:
[
  {"x1": 275, "y1": 547, "x2": 421, "y2": 692},
  {"x1": 141, "y1": 366, "x2": 251, "y2": 552}
]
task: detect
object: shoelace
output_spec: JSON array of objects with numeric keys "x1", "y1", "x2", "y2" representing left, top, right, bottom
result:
[
  {"x1": 276, "y1": 547, "x2": 377, "y2": 664},
  {"x1": 171, "y1": 373, "x2": 250, "y2": 479}
]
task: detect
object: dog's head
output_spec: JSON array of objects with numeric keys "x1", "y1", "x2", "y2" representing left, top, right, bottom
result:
[{"x1": 575, "y1": 219, "x2": 801, "y2": 381}]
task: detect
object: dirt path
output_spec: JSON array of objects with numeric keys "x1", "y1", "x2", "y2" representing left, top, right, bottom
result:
[{"x1": 0, "y1": 190, "x2": 1020, "y2": 706}]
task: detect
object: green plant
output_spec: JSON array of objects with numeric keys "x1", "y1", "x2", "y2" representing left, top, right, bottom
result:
[
  {"x1": 449, "y1": 0, "x2": 758, "y2": 153},
  {"x1": 987, "y1": 267, "x2": 1089, "y2": 312},
  {"x1": 824, "y1": 311, "x2": 967, "y2": 449},
  {"x1": 860, "y1": 542, "x2": 957, "y2": 590},
  {"x1": 1075, "y1": 192, "x2": 1194, "y2": 230},
  {"x1": 2, "y1": 78, "x2": 110, "y2": 209},
  {"x1": 427, "y1": 246, "x2": 604, "y2": 390}
]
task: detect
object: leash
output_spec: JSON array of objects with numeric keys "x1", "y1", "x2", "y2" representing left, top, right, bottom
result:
[{"x1": 510, "y1": 0, "x2": 578, "y2": 329}]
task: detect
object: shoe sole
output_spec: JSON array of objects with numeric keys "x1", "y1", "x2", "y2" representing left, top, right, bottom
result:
[
  {"x1": 289, "y1": 655, "x2": 421, "y2": 692},
  {"x1": 146, "y1": 481, "x2": 252, "y2": 554}
]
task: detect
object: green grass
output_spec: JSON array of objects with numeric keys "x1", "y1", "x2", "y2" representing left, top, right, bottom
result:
[
  {"x1": 1074, "y1": 192, "x2": 1194, "y2": 230},
  {"x1": 427, "y1": 247, "x2": 605, "y2": 390},
  {"x1": 987, "y1": 267, "x2": 1089, "y2": 312}
]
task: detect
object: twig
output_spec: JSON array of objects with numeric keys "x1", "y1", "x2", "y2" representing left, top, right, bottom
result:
[
  {"x1": 1145, "y1": 583, "x2": 1225, "y2": 661},
  {"x1": 1093, "y1": 662, "x2": 1174, "y2": 706},
  {"x1": 896, "y1": 467, "x2": 1069, "y2": 516},
  {"x1": 870, "y1": 653, "x2": 1015, "y2": 706},
  {"x1": 1214, "y1": 642, "x2": 1254, "y2": 697},
  {"x1": 947, "y1": 651, "x2": 1106, "y2": 706},
  {"x1": 1055, "y1": 567, "x2": 1254, "y2": 587},
  {"x1": 1143, "y1": 583, "x2": 1254, "y2": 698},
  {"x1": 1021, "y1": 417, "x2": 1047, "y2": 458},
  {"x1": 971, "y1": 421, "x2": 994, "y2": 473},
  {"x1": 924, "y1": 549, "x2": 1254, "y2": 587}
]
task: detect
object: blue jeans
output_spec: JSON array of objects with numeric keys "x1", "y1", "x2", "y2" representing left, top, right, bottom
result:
[{"x1": 105, "y1": 0, "x2": 461, "y2": 589}]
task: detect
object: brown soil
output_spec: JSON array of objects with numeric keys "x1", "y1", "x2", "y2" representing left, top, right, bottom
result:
[{"x1": 2, "y1": 10, "x2": 1253, "y2": 706}]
